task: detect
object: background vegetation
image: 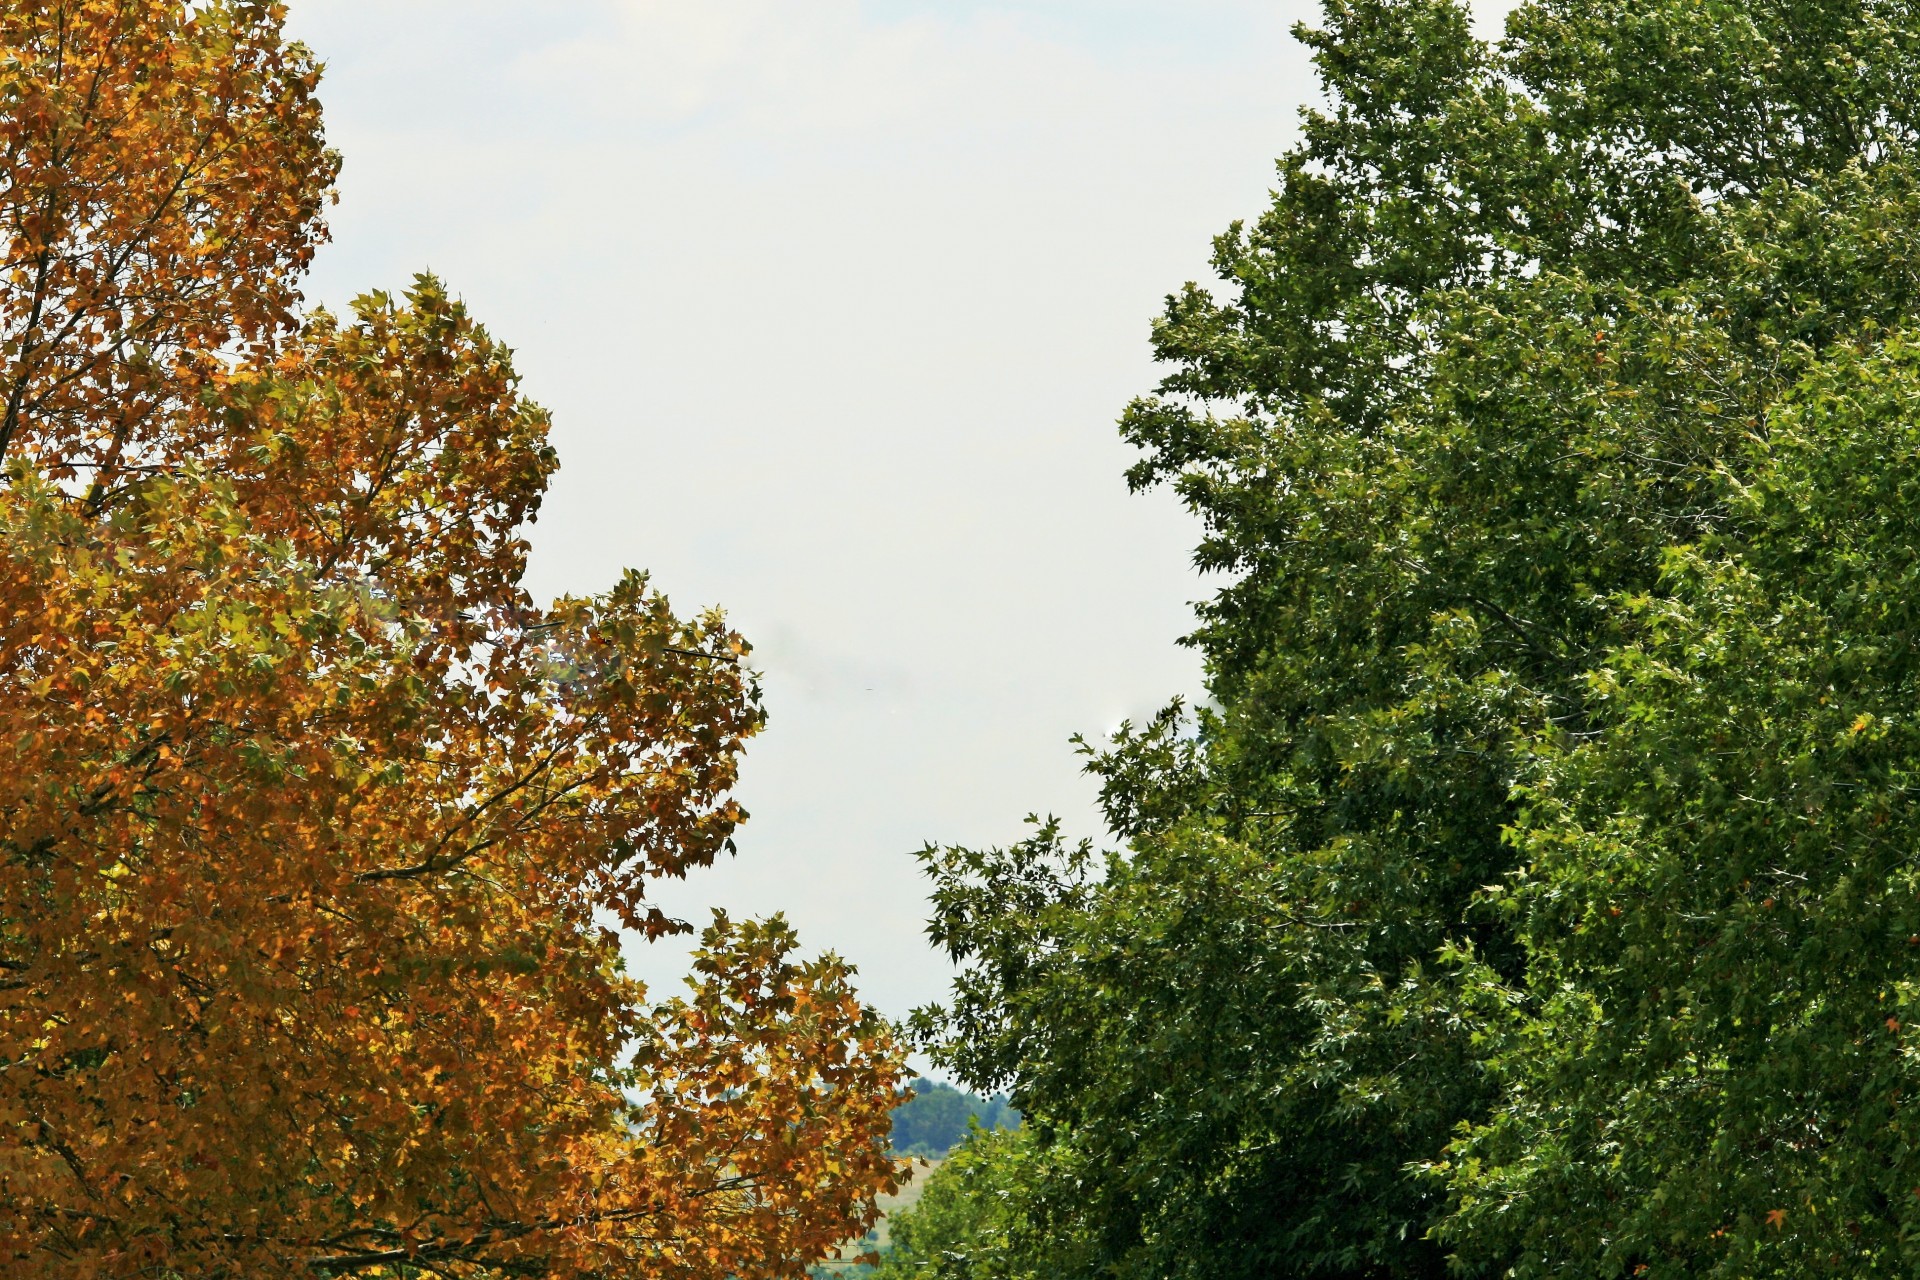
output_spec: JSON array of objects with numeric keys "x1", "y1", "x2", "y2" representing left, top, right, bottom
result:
[{"x1": 889, "y1": 1080, "x2": 1021, "y2": 1160}]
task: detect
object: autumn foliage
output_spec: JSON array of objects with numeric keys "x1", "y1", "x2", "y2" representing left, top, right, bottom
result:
[{"x1": 0, "y1": 4, "x2": 903, "y2": 1277}]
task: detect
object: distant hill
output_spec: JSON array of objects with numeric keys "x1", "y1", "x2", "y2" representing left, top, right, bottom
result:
[{"x1": 888, "y1": 1079, "x2": 1019, "y2": 1158}]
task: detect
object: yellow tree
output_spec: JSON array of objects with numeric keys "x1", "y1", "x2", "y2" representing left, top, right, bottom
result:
[{"x1": 0, "y1": 4, "x2": 904, "y2": 1277}]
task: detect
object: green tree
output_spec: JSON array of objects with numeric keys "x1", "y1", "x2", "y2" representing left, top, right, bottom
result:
[
  {"x1": 872, "y1": 1129, "x2": 1071, "y2": 1280},
  {"x1": 913, "y1": 0, "x2": 1920, "y2": 1275}
]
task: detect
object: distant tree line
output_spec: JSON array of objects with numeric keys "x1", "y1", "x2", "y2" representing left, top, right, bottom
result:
[
  {"x1": 885, "y1": 0, "x2": 1920, "y2": 1276},
  {"x1": 889, "y1": 1080, "x2": 1020, "y2": 1159}
]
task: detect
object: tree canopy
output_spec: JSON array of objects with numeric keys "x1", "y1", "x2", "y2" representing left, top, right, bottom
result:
[
  {"x1": 0, "y1": 5, "x2": 902, "y2": 1277},
  {"x1": 907, "y1": 0, "x2": 1920, "y2": 1275}
]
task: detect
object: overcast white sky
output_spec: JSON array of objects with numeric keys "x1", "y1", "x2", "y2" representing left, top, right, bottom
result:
[{"x1": 280, "y1": 1, "x2": 1431, "y2": 1035}]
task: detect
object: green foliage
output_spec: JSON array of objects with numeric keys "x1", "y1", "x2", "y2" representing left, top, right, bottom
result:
[
  {"x1": 910, "y1": 0, "x2": 1920, "y2": 1276},
  {"x1": 920, "y1": 820, "x2": 1490, "y2": 1276},
  {"x1": 871, "y1": 1129, "x2": 1072, "y2": 1280},
  {"x1": 1443, "y1": 336, "x2": 1920, "y2": 1275},
  {"x1": 890, "y1": 1080, "x2": 1020, "y2": 1158}
]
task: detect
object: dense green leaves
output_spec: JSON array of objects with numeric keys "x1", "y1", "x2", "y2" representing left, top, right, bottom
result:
[
  {"x1": 911, "y1": 0, "x2": 1920, "y2": 1276},
  {"x1": 1446, "y1": 336, "x2": 1920, "y2": 1276}
]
